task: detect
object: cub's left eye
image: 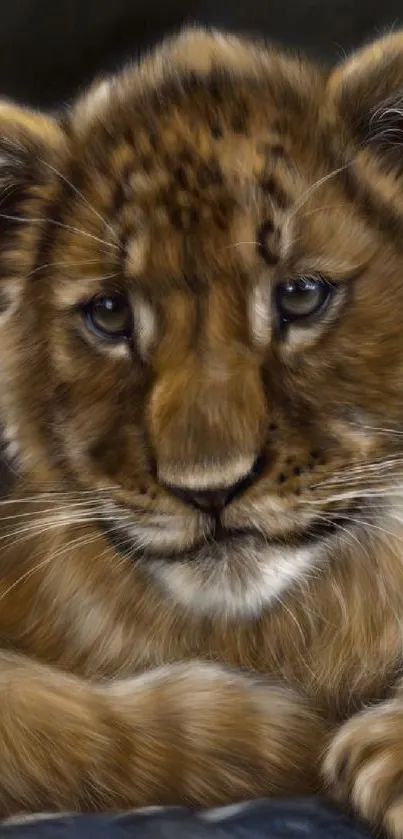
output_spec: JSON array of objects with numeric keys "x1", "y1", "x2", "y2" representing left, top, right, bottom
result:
[
  {"x1": 275, "y1": 275, "x2": 333, "y2": 324},
  {"x1": 83, "y1": 293, "x2": 133, "y2": 340}
]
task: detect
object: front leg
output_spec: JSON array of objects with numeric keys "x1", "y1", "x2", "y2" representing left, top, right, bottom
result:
[
  {"x1": 324, "y1": 689, "x2": 403, "y2": 836},
  {"x1": 0, "y1": 653, "x2": 327, "y2": 814}
]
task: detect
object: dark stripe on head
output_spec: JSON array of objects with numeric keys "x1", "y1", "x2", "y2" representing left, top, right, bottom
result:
[
  {"x1": 261, "y1": 176, "x2": 291, "y2": 210},
  {"x1": 269, "y1": 143, "x2": 287, "y2": 159},
  {"x1": 339, "y1": 164, "x2": 403, "y2": 250},
  {"x1": 112, "y1": 162, "x2": 134, "y2": 214},
  {"x1": 257, "y1": 219, "x2": 279, "y2": 265},
  {"x1": 0, "y1": 288, "x2": 11, "y2": 314}
]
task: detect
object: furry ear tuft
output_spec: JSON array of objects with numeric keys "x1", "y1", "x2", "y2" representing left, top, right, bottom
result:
[
  {"x1": 0, "y1": 101, "x2": 64, "y2": 175},
  {"x1": 0, "y1": 102, "x2": 65, "y2": 239},
  {"x1": 328, "y1": 32, "x2": 403, "y2": 165},
  {"x1": 0, "y1": 101, "x2": 64, "y2": 171}
]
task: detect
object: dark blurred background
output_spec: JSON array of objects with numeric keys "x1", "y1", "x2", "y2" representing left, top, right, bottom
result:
[{"x1": 1, "y1": 0, "x2": 403, "y2": 109}]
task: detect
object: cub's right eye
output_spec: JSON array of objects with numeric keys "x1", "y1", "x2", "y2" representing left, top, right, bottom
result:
[
  {"x1": 275, "y1": 275, "x2": 334, "y2": 325},
  {"x1": 83, "y1": 293, "x2": 133, "y2": 341}
]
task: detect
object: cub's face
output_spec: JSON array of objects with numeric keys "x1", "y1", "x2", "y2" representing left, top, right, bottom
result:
[{"x1": 2, "y1": 29, "x2": 403, "y2": 618}]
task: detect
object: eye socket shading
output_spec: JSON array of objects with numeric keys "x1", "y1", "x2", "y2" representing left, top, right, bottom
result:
[
  {"x1": 83, "y1": 293, "x2": 133, "y2": 340},
  {"x1": 275, "y1": 275, "x2": 334, "y2": 324}
]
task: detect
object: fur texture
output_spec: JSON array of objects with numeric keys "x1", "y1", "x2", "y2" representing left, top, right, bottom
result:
[{"x1": 1, "y1": 25, "x2": 403, "y2": 833}]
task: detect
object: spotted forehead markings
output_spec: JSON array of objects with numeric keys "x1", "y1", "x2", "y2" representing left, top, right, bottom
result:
[{"x1": 261, "y1": 176, "x2": 291, "y2": 211}]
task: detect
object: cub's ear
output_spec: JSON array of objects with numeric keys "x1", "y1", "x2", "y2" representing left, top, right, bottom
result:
[
  {"x1": 0, "y1": 102, "x2": 65, "y2": 271},
  {"x1": 0, "y1": 102, "x2": 64, "y2": 203},
  {"x1": 0, "y1": 103, "x2": 65, "y2": 315},
  {"x1": 327, "y1": 32, "x2": 403, "y2": 163},
  {"x1": 0, "y1": 102, "x2": 62, "y2": 148}
]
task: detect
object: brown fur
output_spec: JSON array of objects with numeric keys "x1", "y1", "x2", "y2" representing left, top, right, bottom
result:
[{"x1": 2, "y1": 25, "x2": 403, "y2": 833}]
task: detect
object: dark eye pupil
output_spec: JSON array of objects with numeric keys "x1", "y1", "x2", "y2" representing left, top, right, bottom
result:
[
  {"x1": 85, "y1": 294, "x2": 132, "y2": 339},
  {"x1": 276, "y1": 275, "x2": 331, "y2": 322},
  {"x1": 95, "y1": 296, "x2": 123, "y2": 320}
]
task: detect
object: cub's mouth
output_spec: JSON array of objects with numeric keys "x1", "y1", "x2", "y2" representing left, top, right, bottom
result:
[
  {"x1": 97, "y1": 498, "x2": 367, "y2": 619},
  {"x1": 101, "y1": 503, "x2": 360, "y2": 562}
]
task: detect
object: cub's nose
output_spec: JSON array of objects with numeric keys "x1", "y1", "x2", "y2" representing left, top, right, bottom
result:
[
  {"x1": 168, "y1": 486, "x2": 233, "y2": 513},
  {"x1": 164, "y1": 455, "x2": 265, "y2": 513}
]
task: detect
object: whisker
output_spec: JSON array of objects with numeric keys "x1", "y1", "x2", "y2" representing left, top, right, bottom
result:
[
  {"x1": 311, "y1": 509, "x2": 373, "y2": 559},
  {"x1": 0, "y1": 488, "x2": 118, "y2": 505},
  {"x1": 76, "y1": 272, "x2": 119, "y2": 284},
  {"x1": 299, "y1": 204, "x2": 346, "y2": 220},
  {"x1": 0, "y1": 554, "x2": 56, "y2": 603},
  {"x1": 282, "y1": 162, "x2": 352, "y2": 236},
  {"x1": 0, "y1": 514, "x2": 105, "y2": 545},
  {"x1": 0, "y1": 500, "x2": 114, "y2": 521},
  {"x1": 27, "y1": 258, "x2": 101, "y2": 277},
  {"x1": 312, "y1": 474, "x2": 403, "y2": 491},
  {"x1": 221, "y1": 240, "x2": 260, "y2": 251},
  {"x1": 40, "y1": 158, "x2": 120, "y2": 247},
  {"x1": 360, "y1": 424, "x2": 403, "y2": 437},
  {"x1": 302, "y1": 487, "x2": 403, "y2": 506},
  {"x1": 0, "y1": 530, "x2": 105, "y2": 603},
  {"x1": 311, "y1": 456, "x2": 403, "y2": 488},
  {"x1": 0, "y1": 212, "x2": 119, "y2": 251},
  {"x1": 343, "y1": 515, "x2": 403, "y2": 546}
]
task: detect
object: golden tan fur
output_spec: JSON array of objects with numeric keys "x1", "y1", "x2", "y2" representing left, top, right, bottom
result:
[{"x1": 2, "y1": 25, "x2": 403, "y2": 833}]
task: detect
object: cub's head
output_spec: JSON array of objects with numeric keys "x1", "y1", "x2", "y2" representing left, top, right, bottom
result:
[{"x1": 2, "y1": 28, "x2": 403, "y2": 619}]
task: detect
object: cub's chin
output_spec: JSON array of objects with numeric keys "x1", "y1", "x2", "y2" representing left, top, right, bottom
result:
[
  {"x1": 146, "y1": 534, "x2": 319, "y2": 620},
  {"x1": 101, "y1": 495, "x2": 368, "y2": 620},
  {"x1": 146, "y1": 533, "x2": 325, "y2": 620},
  {"x1": 105, "y1": 517, "x2": 332, "y2": 619}
]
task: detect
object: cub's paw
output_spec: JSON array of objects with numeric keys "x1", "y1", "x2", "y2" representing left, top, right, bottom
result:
[{"x1": 324, "y1": 701, "x2": 403, "y2": 837}]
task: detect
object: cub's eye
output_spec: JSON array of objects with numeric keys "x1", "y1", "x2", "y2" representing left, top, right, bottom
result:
[
  {"x1": 84, "y1": 294, "x2": 132, "y2": 340},
  {"x1": 275, "y1": 275, "x2": 333, "y2": 324}
]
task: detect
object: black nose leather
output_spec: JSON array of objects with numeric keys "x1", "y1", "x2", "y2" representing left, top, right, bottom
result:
[
  {"x1": 169, "y1": 486, "x2": 233, "y2": 513},
  {"x1": 166, "y1": 455, "x2": 267, "y2": 513},
  {"x1": 164, "y1": 456, "x2": 266, "y2": 513}
]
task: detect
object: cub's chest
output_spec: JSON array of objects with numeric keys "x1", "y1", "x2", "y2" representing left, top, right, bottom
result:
[{"x1": 126, "y1": 576, "x2": 403, "y2": 718}]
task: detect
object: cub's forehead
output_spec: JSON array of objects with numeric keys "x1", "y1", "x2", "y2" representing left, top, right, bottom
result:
[
  {"x1": 90, "y1": 72, "x2": 303, "y2": 205},
  {"x1": 68, "y1": 70, "x2": 323, "y2": 281},
  {"x1": 63, "y1": 37, "x2": 371, "y2": 292}
]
